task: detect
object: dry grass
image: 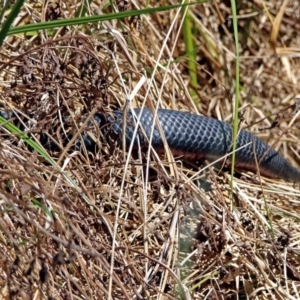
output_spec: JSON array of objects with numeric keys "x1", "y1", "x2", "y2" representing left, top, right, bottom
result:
[{"x1": 1, "y1": 0, "x2": 300, "y2": 299}]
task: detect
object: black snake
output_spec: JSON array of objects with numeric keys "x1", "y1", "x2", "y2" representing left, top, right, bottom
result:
[{"x1": 1, "y1": 108, "x2": 299, "y2": 182}]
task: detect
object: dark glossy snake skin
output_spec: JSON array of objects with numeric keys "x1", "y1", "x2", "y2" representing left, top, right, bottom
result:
[
  {"x1": 1, "y1": 108, "x2": 299, "y2": 182},
  {"x1": 104, "y1": 108, "x2": 300, "y2": 182}
]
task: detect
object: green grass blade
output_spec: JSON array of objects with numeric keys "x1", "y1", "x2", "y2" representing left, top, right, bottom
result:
[
  {"x1": 0, "y1": 0, "x2": 24, "y2": 45},
  {"x1": 0, "y1": 0, "x2": 12, "y2": 27},
  {"x1": 74, "y1": 0, "x2": 93, "y2": 18},
  {"x1": 7, "y1": 2, "x2": 205, "y2": 36},
  {"x1": 230, "y1": 0, "x2": 240, "y2": 199},
  {"x1": 182, "y1": 2, "x2": 199, "y2": 104}
]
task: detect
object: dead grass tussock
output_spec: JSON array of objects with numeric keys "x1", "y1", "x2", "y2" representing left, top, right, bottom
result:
[{"x1": 0, "y1": 0, "x2": 300, "y2": 299}]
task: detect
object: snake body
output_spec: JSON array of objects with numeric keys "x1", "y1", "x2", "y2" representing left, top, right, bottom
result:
[
  {"x1": 1, "y1": 108, "x2": 300, "y2": 182},
  {"x1": 103, "y1": 108, "x2": 300, "y2": 182}
]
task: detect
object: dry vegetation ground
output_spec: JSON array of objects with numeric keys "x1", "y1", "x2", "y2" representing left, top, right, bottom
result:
[{"x1": 1, "y1": 0, "x2": 300, "y2": 299}]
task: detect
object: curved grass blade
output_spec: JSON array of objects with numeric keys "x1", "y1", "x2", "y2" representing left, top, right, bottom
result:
[
  {"x1": 0, "y1": 116, "x2": 93, "y2": 204},
  {"x1": 0, "y1": 116, "x2": 54, "y2": 164}
]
